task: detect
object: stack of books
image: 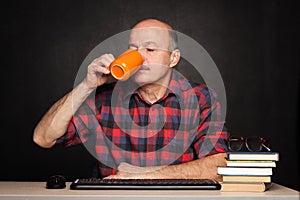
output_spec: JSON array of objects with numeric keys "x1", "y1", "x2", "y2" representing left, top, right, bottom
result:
[{"x1": 218, "y1": 151, "x2": 279, "y2": 192}]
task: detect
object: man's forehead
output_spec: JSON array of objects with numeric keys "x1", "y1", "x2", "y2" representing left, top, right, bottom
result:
[{"x1": 129, "y1": 27, "x2": 169, "y2": 43}]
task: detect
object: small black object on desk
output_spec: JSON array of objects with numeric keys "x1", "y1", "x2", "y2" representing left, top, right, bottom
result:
[{"x1": 46, "y1": 175, "x2": 66, "y2": 189}]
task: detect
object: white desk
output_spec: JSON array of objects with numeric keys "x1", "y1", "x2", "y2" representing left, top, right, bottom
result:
[{"x1": 0, "y1": 182, "x2": 299, "y2": 200}]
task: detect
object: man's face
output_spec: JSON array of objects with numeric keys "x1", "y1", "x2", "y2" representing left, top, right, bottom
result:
[{"x1": 128, "y1": 27, "x2": 172, "y2": 85}]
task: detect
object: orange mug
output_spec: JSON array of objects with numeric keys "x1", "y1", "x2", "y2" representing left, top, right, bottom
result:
[{"x1": 108, "y1": 49, "x2": 144, "y2": 81}]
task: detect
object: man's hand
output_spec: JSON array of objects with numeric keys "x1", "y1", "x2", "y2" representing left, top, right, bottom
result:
[
  {"x1": 84, "y1": 54, "x2": 115, "y2": 90},
  {"x1": 104, "y1": 162, "x2": 166, "y2": 179}
]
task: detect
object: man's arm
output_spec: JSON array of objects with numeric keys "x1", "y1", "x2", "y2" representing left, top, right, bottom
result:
[
  {"x1": 106, "y1": 153, "x2": 227, "y2": 182},
  {"x1": 33, "y1": 54, "x2": 114, "y2": 148},
  {"x1": 33, "y1": 82, "x2": 94, "y2": 148}
]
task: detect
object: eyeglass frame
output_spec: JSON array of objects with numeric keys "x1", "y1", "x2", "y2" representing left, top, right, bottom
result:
[{"x1": 228, "y1": 135, "x2": 271, "y2": 152}]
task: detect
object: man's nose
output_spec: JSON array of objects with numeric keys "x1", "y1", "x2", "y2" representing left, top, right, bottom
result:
[{"x1": 137, "y1": 49, "x2": 147, "y2": 63}]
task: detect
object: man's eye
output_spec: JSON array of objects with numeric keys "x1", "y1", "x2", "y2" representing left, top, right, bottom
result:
[{"x1": 146, "y1": 48, "x2": 155, "y2": 52}]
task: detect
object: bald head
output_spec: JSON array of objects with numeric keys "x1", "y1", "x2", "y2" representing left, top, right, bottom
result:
[
  {"x1": 133, "y1": 19, "x2": 174, "y2": 31},
  {"x1": 131, "y1": 19, "x2": 178, "y2": 51}
]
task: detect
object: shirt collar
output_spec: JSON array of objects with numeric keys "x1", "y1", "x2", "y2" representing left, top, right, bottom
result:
[{"x1": 120, "y1": 69, "x2": 193, "y2": 102}]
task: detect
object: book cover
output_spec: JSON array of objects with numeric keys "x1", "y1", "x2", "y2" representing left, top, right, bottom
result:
[
  {"x1": 227, "y1": 152, "x2": 279, "y2": 161},
  {"x1": 220, "y1": 182, "x2": 273, "y2": 192},
  {"x1": 226, "y1": 159, "x2": 276, "y2": 167},
  {"x1": 217, "y1": 166, "x2": 273, "y2": 176},
  {"x1": 222, "y1": 175, "x2": 271, "y2": 183}
]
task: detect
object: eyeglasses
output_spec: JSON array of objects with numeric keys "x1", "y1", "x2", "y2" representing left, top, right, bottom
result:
[{"x1": 228, "y1": 135, "x2": 271, "y2": 152}]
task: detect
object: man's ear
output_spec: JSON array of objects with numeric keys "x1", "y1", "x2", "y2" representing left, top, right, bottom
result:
[{"x1": 169, "y1": 49, "x2": 180, "y2": 68}]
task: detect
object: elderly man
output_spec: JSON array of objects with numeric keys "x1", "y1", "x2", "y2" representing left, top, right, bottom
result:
[{"x1": 33, "y1": 18, "x2": 229, "y2": 181}]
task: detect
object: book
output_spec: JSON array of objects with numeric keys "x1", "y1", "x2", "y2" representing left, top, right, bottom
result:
[
  {"x1": 227, "y1": 152, "x2": 279, "y2": 161},
  {"x1": 226, "y1": 159, "x2": 276, "y2": 167},
  {"x1": 217, "y1": 166, "x2": 273, "y2": 176},
  {"x1": 220, "y1": 182, "x2": 273, "y2": 192},
  {"x1": 222, "y1": 175, "x2": 271, "y2": 183}
]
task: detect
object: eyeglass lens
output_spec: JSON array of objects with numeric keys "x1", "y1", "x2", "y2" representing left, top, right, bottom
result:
[
  {"x1": 246, "y1": 136, "x2": 262, "y2": 152},
  {"x1": 228, "y1": 136, "x2": 244, "y2": 151}
]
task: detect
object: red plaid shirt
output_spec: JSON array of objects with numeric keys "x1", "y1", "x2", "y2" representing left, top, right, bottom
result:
[{"x1": 58, "y1": 70, "x2": 229, "y2": 178}]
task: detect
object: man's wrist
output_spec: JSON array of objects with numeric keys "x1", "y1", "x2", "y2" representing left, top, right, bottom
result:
[{"x1": 80, "y1": 79, "x2": 97, "y2": 94}]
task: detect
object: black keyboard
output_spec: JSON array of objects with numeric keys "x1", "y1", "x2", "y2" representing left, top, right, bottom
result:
[{"x1": 70, "y1": 178, "x2": 221, "y2": 190}]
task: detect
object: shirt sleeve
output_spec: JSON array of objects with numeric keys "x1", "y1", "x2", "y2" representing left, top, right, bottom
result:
[
  {"x1": 192, "y1": 85, "x2": 230, "y2": 158},
  {"x1": 55, "y1": 97, "x2": 98, "y2": 147}
]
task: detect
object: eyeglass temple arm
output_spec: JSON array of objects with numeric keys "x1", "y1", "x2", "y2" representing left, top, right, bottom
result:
[{"x1": 262, "y1": 143, "x2": 271, "y2": 151}]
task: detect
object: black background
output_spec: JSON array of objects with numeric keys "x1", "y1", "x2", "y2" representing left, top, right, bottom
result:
[{"x1": 2, "y1": 0, "x2": 299, "y2": 190}]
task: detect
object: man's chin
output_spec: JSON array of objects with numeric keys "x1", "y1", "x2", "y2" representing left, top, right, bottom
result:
[{"x1": 133, "y1": 74, "x2": 152, "y2": 85}]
